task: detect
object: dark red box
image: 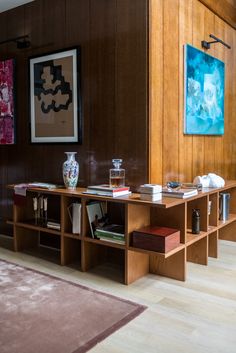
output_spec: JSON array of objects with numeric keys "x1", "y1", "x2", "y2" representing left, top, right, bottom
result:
[{"x1": 132, "y1": 226, "x2": 180, "y2": 253}]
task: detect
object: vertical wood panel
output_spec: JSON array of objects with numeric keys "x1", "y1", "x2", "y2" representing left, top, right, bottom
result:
[
  {"x1": 89, "y1": 0, "x2": 116, "y2": 184},
  {"x1": 192, "y1": 1, "x2": 205, "y2": 178},
  {"x1": 149, "y1": 0, "x2": 163, "y2": 184},
  {"x1": 214, "y1": 17, "x2": 227, "y2": 176},
  {"x1": 224, "y1": 24, "x2": 236, "y2": 178},
  {"x1": 163, "y1": 0, "x2": 179, "y2": 183},
  {"x1": 116, "y1": 0, "x2": 148, "y2": 188},
  {"x1": 178, "y1": 0, "x2": 193, "y2": 182},
  {"x1": 65, "y1": 0, "x2": 90, "y2": 186},
  {"x1": 199, "y1": 0, "x2": 236, "y2": 29},
  {"x1": 203, "y1": 7, "x2": 216, "y2": 175}
]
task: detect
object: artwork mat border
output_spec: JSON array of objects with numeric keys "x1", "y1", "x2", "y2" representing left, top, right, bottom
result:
[{"x1": 29, "y1": 47, "x2": 82, "y2": 143}]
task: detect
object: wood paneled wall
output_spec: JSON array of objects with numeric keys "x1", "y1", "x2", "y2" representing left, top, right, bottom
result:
[
  {"x1": 199, "y1": 0, "x2": 236, "y2": 28},
  {"x1": 150, "y1": 0, "x2": 236, "y2": 184},
  {"x1": 0, "y1": 0, "x2": 235, "y2": 235},
  {"x1": 0, "y1": 0, "x2": 148, "y2": 234}
]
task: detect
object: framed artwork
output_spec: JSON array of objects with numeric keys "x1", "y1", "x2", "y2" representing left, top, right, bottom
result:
[
  {"x1": 0, "y1": 58, "x2": 16, "y2": 144},
  {"x1": 29, "y1": 47, "x2": 82, "y2": 143},
  {"x1": 184, "y1": 44, "x2": 225, "y2": 135}
]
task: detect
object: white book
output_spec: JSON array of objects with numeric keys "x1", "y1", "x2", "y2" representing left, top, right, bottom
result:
[
  {"x1": 83, "y1": 190, "x2": 131, "y2": 197},
  {"x1": 86, "y1": 202, "x2": 104, "y2": 238},
  {"x1": 162, "y1": 188, "x2": 198, "y2": 198},
  {"x1": 140, "y1": 193, "x2": 162, "y2": 201},
  {"x1": 68, "y1": 203, "x2": 81, "y2": 234},
  {"x1": 139, "y1": 184, "x2": 162, "y2": 194}
]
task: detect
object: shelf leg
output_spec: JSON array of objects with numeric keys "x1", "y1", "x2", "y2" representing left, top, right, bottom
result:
[
  {"x1": 149, "y1": 248, "x2": 186, "y2": 281},
  {"x1": 125, "y1": 250, "x2": 149, "y2": 285},
  {"x1": 208, "y1": 231, "x2": 218, "y2": 258},
  {"x1": 187, "y1": 236, "x2": 208, "y2": 265}
]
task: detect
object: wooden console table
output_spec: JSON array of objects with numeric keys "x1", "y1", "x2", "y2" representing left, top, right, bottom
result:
[{"x1": 7, "y1": 181, "x2": 236, "y2": 284}]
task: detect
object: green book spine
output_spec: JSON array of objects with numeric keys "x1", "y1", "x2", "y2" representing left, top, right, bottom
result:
[{"x1": 94, "y1": 230, "x2": 124, "y2": 241}]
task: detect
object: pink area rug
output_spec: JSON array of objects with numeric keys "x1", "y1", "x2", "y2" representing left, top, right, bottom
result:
[{"x1": 0, "y1": 259, "x2": 146, "y2": 353}]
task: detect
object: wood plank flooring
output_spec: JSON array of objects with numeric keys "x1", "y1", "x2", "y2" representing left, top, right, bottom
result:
[{"x1": 0, "y1": 236, "x2": 236, "y2": 353}]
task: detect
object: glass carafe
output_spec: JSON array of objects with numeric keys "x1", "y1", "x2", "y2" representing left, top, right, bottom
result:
[{"x1": 109, "y1": 159, "x2": 125, "y2": 187}]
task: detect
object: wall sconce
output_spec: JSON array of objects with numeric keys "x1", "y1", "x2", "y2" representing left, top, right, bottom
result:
[
  {"x1": 202, "y1": 34, "x2": 231, "y2": 50},
  {"x1": 0, "y1": 35, "x2": 31, "y2": 49}
]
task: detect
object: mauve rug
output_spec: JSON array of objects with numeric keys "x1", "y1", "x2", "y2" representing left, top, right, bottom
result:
[{"x1": 0, "y1": 259, "x2": 146, "y2": 353}]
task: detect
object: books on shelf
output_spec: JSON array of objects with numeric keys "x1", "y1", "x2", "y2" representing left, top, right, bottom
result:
[
  {"x1": 86, "y1": 200, "x2": 125, "y2": 243},
  {"x1": 46, "y1": 220, "x2": 61, "y2": 230},
  {"x1": 162, "y1": 187, "x2": 198, "y2": 199},
  {"x1": 14, "y1": 182, "x2": 60, "y2": 196},
  {"x1": 95, "y1": 224, "x2": 125, "y2": 244},
  {"x1": 139, "y1": 184, "x2": 162, "y2": 194},
  {"x1": 28, "y1": 182, "x2": 59, "y2": 189},
  {"x1": 84, "y1": 184, "x2": 131, "y2": 197},
  {"x1": 95, "y1": 224, "x2": 124, "y2": 237},
  {"x1": 139, "y1": 184, "x2": 162, "y2": 202},
  {"x1": 96, "y1": 237, "x2": 125, "y2": 245}
]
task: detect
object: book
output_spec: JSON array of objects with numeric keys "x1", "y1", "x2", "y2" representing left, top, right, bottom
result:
[
  {"x1": 162, "y1": 187, "x2": 198, "y2": 198},
  {"x1": 86, "y1": 202, "x2": 104, "y2": 238},
  {"x1": 67, "y1": 203, "x2": 81, "y2": 234},
  {"x1": 85, "y1": 184, "x2": 130, "y2": 197},
  {"x1": 46, "y1": 221, "x2": 61, "y2": 230},
  {"x1": 95, "y1": 224, "x2": 124, "y2": 238},
  {"x1": 95, "y1": 236, "x2": 125, "y2": 245},
  {"x1": 28, "y1": 182, "x2": 59, "y2": 189},
  {"x1": 83, "y1": 190, "x2": 131, "y2": 197},
  {"x1": 94, "y1": 232, "x2": 125, "y2": 242},
  {"x1": 139, "y1": 184, "x2": 162, "y2": 194},
  {"x1": 87, "y1": 184, "x2": 130, "y2": 192},
  {"x1": 140, "y1": 193, "x2": 162, "y2": 201}
]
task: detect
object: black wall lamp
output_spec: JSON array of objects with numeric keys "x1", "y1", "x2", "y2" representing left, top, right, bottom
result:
[
  {"x1": 202, "y1": 34, "x2": 231, "y2": 50},
  {"x1": 0, "y1": 35, "x2": 31, "y2": 49}
]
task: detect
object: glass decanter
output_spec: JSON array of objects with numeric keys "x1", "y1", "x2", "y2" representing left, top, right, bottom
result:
[{"x1": 109, "y1": 159, "x2": 125, "y2": 187}]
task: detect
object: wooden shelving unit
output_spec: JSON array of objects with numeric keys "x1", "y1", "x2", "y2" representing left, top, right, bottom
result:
[{"x1": 7, "y1": 181, "x2": 236, "y2": 284}]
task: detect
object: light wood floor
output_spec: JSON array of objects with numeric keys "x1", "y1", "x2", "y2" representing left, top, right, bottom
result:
[{"x1": 0, "y1": 236, "x2": 236, "y2": 353}]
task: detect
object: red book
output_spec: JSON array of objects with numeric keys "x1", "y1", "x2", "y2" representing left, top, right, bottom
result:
[{"x1": 85, "y1": 184, "x2": 131, "y2": 197}]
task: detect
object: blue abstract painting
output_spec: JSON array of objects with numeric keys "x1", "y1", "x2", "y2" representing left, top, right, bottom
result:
[{"x1": 184, "y1": 44, "x2": 225, "y2": 135}]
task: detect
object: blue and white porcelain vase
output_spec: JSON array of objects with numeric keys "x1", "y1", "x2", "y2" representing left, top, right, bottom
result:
[{"x1": 62, "y1": 152, "x2": 79, "y2": 189}]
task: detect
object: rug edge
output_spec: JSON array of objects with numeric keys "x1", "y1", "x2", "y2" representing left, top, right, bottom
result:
[{"x1": 72, "y1": 305, "x2": 147, "y2": 353}]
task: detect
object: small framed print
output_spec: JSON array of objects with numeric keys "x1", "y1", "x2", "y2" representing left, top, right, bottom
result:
[
  {"x1": 0, "y1": 58, "x2": 16, "y2": 144},
  {"x1": 29, "y1": 47, "x2": 82, "y2": 143}
]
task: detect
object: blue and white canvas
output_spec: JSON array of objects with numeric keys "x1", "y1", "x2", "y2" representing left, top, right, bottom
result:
[{"x1": 184, "y1": 44, "x2": 225, "y2": 135}]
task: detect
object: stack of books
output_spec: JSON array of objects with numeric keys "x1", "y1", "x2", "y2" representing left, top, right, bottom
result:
[
  {"x1": 84, "y1": 184, "x2": 131, "y2": 197},
  {"x1": 139, "y1": 184, "x2": 162, "y2": 201},
  {"x1": 94, "y1": 224, "x2": 125, "y2": 244},
  {"x1": 46, "y1": 220, "x2": 61, "y2": 230},
  {"x1": 162, "y1": 187, "x2": 198, "y2": 199}
]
